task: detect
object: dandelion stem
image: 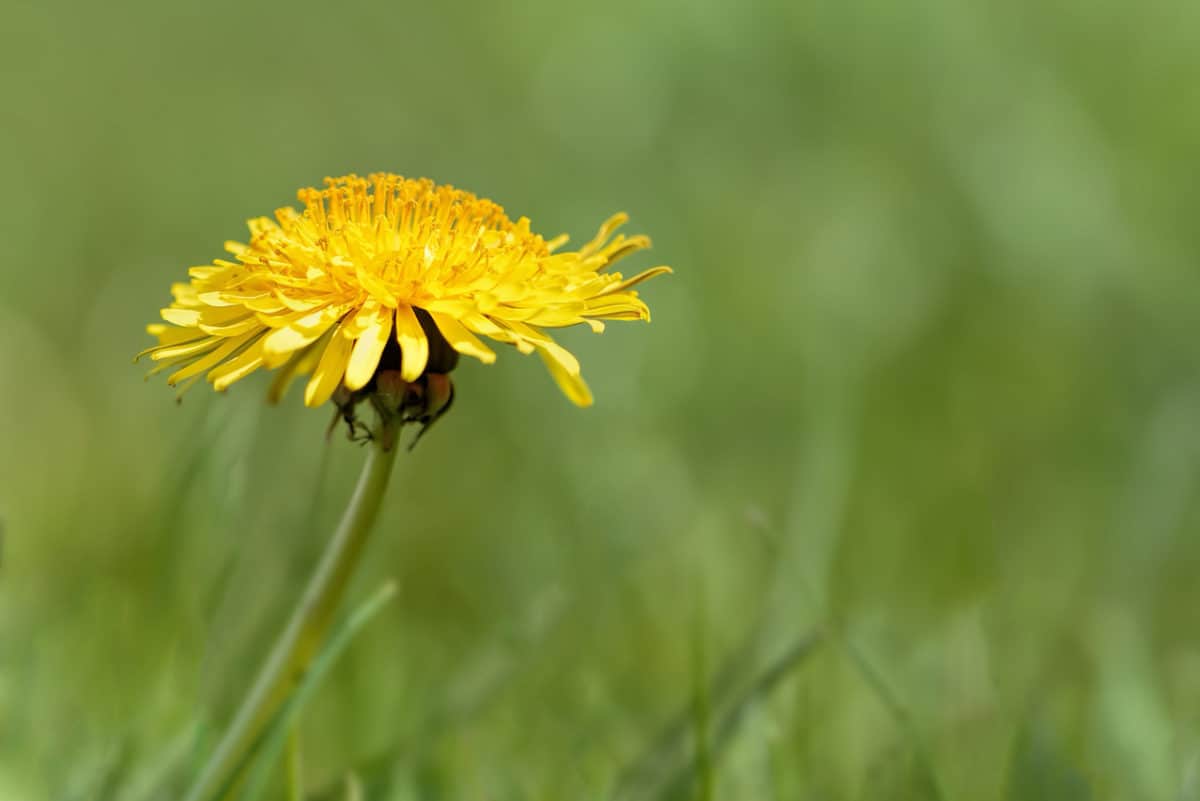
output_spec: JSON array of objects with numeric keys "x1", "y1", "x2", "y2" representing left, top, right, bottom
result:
[{"x1": 184, "y1": 417, "x2": 401, "y2": 801}]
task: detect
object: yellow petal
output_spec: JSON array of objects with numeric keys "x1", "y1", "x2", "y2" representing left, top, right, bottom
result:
[
  {"x1": 197, "y1": 305, "x2": 253, "y2": 325},
  {"x1": 538, "y1": 348, "x2": 593, "y2": 407},
  {"x1": 164, "y1": 330, "x2": 256, "y2": 386},
  {"x1": 198, "y1": 290, "x2": 269, "y2": 307},
  {"x1": 187, "y1": 265, "x2": 224, "y2": 280},
  {"x1": 261, "y1": 305, "x2": 343, "y2": 367},
  {"x1": 340, "y1": 300, "x2": 383, "y2": 338},
  {"x1": 422, "y1": 298, "x2": 479, "y2": 318},
  {"x1": 199, "y1": 315, "x2": 262, "y2": 337},
  {"x1": 597, "y1": 265, "x2": 673, "y2": 296},
  {"x1": 506, "y1": 321, "x2": 580, "y2": 374},
  {"x1": 136, "y1": 331, "x2": 210, "y2": 361},
  {"x1": 343, "y1": 306, "x2": 394, "y2": 391},
  {"x1": 145, "y1": 348, "x2": 216, "y2": 378},
  {"x1": 393, "y1": 304, "x2": 429, "y2": 382},
  {"x1": 429, "y1": 311, "x2": 496, "y2": 364},
  {"x1": 583, "y1": 296, "x2": 651, "y2": 321},
  {"x1": 354, "y1": 262, "x2": 398, "y2": 306},
  {"x1": 147, "y1": 336, "x2": 222, "y2": 362},
  {"x1": 304, "y1": 323, "x2": 355, "y2": 407},
  {"x1": 462, "y1": 314, "x2": 507, "y2": 337},
  {"x1": 274, "y1": 291, "x2": 326, "y2": 312},
  {"x1": 210, "y1": 338, "x2": 267, "y2": 391},
  {"x1": 171, "y1": 283, "x2": 200, "y2": 305},
  {"x1": 160, "y1": 307, "x2": 201, "y2": 327},
  {"x1": 579, "y1": 212, "x2": 628, "y2": 258},
  {"x1": 524, "y1": 307, "x2": 586, "y2": 327},
  {"x1": 242, "y1": 295, "x2": 288, "y2": 314},
  {"x1": 596, "y1": 235, "x2": 651, "y2": 269}
]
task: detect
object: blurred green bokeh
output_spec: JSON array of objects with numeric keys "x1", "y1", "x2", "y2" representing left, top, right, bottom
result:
[{"x1": 4, "y1": 0, "x2": 1200, "y2": 798}]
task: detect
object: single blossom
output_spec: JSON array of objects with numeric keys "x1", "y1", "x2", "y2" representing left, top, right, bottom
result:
[{"x1": 139, "y1": 173, "x2": 670, "y2": 412}]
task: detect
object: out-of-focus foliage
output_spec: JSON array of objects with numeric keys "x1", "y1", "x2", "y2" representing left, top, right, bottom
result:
[{"x1": 3, "y1": 0, "x2": 1200, "y2": 799}]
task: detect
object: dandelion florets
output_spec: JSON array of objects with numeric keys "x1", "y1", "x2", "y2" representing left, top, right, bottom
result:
[{"x1": 139, "y1": 173, "x2": 670, "y2": 412}]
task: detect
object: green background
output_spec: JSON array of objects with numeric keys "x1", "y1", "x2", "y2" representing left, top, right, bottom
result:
[{"x1": 4, "y1": 0, "x2": 1200, "y2": 798}]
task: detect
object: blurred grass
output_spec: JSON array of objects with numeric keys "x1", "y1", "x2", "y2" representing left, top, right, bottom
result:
[{"x1": 4, "y1": 0, "x2": 1200, "y2": 798}]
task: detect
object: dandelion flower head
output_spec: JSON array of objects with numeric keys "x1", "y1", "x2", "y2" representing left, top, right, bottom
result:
[{"x1": 140, "y1": 173, "x2": 670, "y2": 410}]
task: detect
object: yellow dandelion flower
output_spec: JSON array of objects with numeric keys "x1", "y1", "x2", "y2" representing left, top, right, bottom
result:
[{"x1": 138, "y1": 173, "x2": 670, "y2": 416}]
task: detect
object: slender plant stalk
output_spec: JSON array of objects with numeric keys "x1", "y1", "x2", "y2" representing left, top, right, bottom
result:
[{"x1": 184, "y1": 418, "x2": 401, "y2": 801}]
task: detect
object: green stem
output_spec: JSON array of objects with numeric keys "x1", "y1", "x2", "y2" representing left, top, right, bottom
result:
[{"x1": 185, "y1": 418, "x2": 401, "y2": 801}]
